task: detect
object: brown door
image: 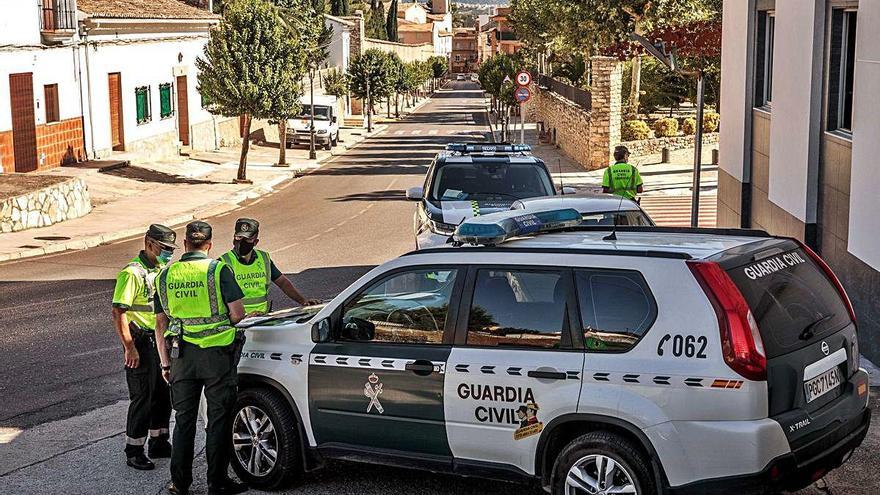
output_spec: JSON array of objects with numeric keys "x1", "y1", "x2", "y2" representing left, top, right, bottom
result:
[
  {"x1": 108, "y1": 73, "x2": 124, "y2": 151},
  {"x1": 176, "y1": 75, "x2": 190, "y2": 146},
  {"x1": 9, "y1": 73, "x2": 38, "y2": 173}
]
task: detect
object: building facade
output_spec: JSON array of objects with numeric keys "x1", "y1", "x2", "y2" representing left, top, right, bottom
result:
[
  {"x1": 718, "y1": 0, "x2": 880, "y2": 362},
  {"x1": 451, "y1": 27, "x2": 478, "y2": 73}
]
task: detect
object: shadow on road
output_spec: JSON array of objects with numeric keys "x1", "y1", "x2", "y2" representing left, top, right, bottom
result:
[
  {"x1": 329, "y1": 190, "x2": 407, "y2": 202},
  {"x1": 101, "y1": 166, "x2": 221, "y2": 185}
]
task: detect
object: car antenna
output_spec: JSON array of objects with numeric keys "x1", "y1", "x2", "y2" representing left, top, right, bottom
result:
[{"x1": 557, "y1": 158, "x2": 565, "y2": 196}]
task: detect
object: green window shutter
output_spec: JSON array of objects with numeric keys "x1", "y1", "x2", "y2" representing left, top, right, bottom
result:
[
  {"x1": 135, "y1": 86, "x2": 152, "y2": 124},
  {"x1": 159, "y1": 83, "x2": 174, "y2": 118}
]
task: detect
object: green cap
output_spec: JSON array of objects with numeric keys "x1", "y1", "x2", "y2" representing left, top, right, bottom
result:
[
  {"x1": 146, "y1": 224, "x2": 178, "y2": 249},
  {"x1": 186, "y1": 221, "x2": 212, "y2": 242},
  {"x1": 234, "y1": 218, "x2": 259, "y2": 239}
]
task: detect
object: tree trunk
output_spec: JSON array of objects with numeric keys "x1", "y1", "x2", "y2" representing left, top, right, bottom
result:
[
  {"x1": 628, "y1": 54, "x2": 642, "y2": 118},
  {"x1": 277, "y1": 120, "x2": 287, "y2": 166},
  {"x1": 395, "y1": 94, "x2": 400, "y2": 118},
  {"x1": 237, "y1": 114, "x2": 252, "y2": 182},
  {"x1": 386, "y1": 96, "x2": 391, "y2": 118}
]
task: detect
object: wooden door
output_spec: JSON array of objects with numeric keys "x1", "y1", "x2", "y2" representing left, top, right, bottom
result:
[
  {"x1": 108, "y1": 73, "x2": 124, "y2": 151},
  {"x1": 9, "y1": 73, "x2": 38, "y2": 173},
  {"x1": 176, "y1": 75, "x2": 190, "y2": 146}
]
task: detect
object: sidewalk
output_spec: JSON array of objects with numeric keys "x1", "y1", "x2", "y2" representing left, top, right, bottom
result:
[{"x1": 0, "y1": 124, "x2": 385, "y2": 263}]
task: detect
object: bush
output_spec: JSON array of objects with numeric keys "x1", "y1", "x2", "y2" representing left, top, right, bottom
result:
[
  {"x1": 621, "y1": 120, "x2": 651, "y2": 141},
  {"x1": 653, "y1": 117, "x2": 679, "y2": 138},
  {"x1": 703, "y1": 112, "x2": 720, "y2": 133},
  {"x1": 681, "y1": 117, "x2": 697, "y2": 135}
]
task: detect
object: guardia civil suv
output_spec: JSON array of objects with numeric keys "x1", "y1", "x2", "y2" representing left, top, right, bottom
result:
[{"x1": 231, "y1": 209, "x2": 870, "y2": 495}]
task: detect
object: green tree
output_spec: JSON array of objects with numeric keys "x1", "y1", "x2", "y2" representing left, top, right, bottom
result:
[
  {"x1": 366, "y1": 0, "x2": 387, "y2": 39},
  {"x1": 385, "y1": 52, "x2": 406, "y2": 117},
  {"x1": 197, "y1": 0, "x2": 300, "y2": 181},
  {"x1": 323, "y1": 68, "x2": 349, "y2": 99},
  {"x1": 348, "y1": 48, "x2": 392, "y2": 119},
  {"x1": 386, "y1": 0, "x2": 399, "y2": 42}
]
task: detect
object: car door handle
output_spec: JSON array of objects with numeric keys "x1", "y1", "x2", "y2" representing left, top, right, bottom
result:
[
  {"x1": 405, "y1": 360, "x2": 436, "y2": 376},
  {"x1": 527, "y1": 370, "x2": 567, "y2": 380}
]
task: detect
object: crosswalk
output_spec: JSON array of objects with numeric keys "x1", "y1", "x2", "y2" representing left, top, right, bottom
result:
[
  {"x1": 392, "y1": 129, "x2": 465, "y2": 136},
  {"x1": 640, "y1": 193, "x2": 717, "y2": 228}
]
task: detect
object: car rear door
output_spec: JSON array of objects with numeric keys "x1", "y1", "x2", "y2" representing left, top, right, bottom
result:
[
  {"x1": 308, "y1": 266, "x2": 464, "y2": 462},
  {"x1": 445, "y1": 266, "x2": 584, "y2": 475}
]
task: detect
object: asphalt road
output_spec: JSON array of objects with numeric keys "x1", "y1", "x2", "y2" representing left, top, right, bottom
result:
[{"x1": 0, "y1": 80, "x2": 490, "y2": 429}]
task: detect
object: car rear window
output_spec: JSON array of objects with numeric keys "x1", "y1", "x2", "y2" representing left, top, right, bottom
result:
[
  {"x1": 726, "y1": 248, "x2": 851, "y2": 358},
  {"x1": 430, "y1": 162, "x2": 554, "y2": 201}
]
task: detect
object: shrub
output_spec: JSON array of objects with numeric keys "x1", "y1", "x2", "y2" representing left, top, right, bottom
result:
[
  {"x1": 621, "y1": 120, "x2": 651, "y2": 141},
  {"x1": 681, "y1": 117, "x2": 697, "y2": 135},
  {"x1": 653, "y1": 117, "x2": 679, "y2": 138},
  {"x1": 703, "y1": 112, "x2": 720, "y2": 133}
]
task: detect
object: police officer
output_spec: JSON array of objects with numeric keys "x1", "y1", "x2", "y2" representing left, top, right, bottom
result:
[
  {"x1": 111, "y1": 224, "x2": 176, "y2": 470},
  {"x1": 602, "y1": 145, "x2": 644, "y2": 201},
  {"x1": 220, "y1": 218, "x2": 319, "y2": 316},
  {"x1": 154, "y1": 221, "x2": 247, "y2": 495}
]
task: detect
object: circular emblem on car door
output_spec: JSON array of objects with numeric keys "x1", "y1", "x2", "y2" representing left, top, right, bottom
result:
[{"x1": 821, "y1": 341, "x2": 830, "y2": 356}]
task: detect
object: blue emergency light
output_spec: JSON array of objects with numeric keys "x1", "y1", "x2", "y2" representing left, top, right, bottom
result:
[
  {"x1": 453, "y1": 208, "x2": 582, "y2": 245},
  {"x1": 445, "y1": 143, "x2": 532, "y2": 153}
]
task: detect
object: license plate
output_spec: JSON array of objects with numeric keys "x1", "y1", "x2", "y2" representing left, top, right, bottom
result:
[{"x1": 804, "y1": 367, "x2": 841, "y2": 403}]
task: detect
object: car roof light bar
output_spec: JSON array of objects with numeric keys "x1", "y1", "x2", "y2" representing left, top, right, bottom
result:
[
  {"x1": 445, "y1": 143, "x2": 532, "y2": 154},
  {"x1": 453, "y1": 208, "x2": 582, "y2": 246}
]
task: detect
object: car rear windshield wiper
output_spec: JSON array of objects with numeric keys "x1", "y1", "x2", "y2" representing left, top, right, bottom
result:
[{"x1": 799, "y1": 313, "x2": 835, "y2": 341}]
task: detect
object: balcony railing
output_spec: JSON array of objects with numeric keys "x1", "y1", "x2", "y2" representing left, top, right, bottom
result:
[
  {"x1": 538, "y1": 74, "x2": 592, "y2": 111},
  {"x1": 40, "y1": 0, "x2": 77, "y2": 32}
]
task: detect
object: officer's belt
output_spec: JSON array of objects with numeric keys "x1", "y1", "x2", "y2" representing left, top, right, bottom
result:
[{"x1": 169, "y1": 316, "x2": 233, "y2": 339}]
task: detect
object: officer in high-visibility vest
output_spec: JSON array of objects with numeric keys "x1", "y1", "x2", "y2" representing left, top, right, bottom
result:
[
  {"x1": 111, "y1": 224, "x2": 177, "y2": 471},
  {"x1": 602, "y1": 145, "x2": 644, "y2": 201},
  {"x1": 154, "y1": 221, "x2": 247, "y2": 495},
  {"x1": 220, "y1": 218, "x2": 319, "y2": 316}
]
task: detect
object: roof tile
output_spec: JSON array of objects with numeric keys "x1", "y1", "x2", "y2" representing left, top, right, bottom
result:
[{"x1": 77, "y1": 0, "x2": 219, "y2": 20}]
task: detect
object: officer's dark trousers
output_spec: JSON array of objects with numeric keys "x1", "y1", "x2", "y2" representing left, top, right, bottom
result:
[
  {"x1": 169, "y1": 341, "x2": 237, "y2": 491},
  {"x1": 125, "y1": 331, "x2": 171, "y2": 457}
]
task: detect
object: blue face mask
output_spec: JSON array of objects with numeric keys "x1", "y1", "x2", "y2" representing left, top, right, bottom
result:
[{"x1": 158, "y1": 249, "x2": 174, "y2": 264}]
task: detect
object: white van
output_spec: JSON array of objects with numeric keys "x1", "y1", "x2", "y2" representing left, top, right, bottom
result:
[{"x1": 286, "y1": 95, "x2": 339, "y2": 150}]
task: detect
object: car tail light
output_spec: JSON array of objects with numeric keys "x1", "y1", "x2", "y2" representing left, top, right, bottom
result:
[
  {"x1": 688, "y1": 261, "x2": 767, "y2": 381},
  {"x1": 796, "y1": 240, "x2": 858, "y2": 326}
]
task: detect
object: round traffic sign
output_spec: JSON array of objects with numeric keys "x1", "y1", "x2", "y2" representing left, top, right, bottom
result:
[
  {"x1": 516, "y1": 71, "x2": 532, "y2": 87},
  {"x1": 515, "y1": 86, "x2": 531, "y2": 103}
]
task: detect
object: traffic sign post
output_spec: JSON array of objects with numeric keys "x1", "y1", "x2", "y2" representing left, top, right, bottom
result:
[
  {"x1": 516, "y1": 70, "x2": 532, "y2": 87},
  {"x1": 514, "y1": 86, "x2": 531, "y2": 144}
]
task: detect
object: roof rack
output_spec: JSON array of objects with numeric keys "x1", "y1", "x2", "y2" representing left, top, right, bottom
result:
[
  {"x1": 445, "y1": 143, "x2": 532, "y2": 155},
  {"x1": 554, "y1": 225, "x2": 772, "y2": 237}
]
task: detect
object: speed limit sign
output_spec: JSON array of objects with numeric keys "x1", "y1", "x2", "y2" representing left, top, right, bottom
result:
[{"x1": 515, "y1": 70, "x2": 532, "y2": 87}]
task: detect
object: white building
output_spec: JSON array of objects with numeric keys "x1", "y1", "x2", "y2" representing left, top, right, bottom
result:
[
  {"x1": 0, "y1": 0, "x2": 238, "y2": 172},
  {"x1": 718, "y1": 0, "x2": 880, "y2": 363}
]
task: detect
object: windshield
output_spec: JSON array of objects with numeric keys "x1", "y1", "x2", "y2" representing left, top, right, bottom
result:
[
  {"x1": 298, "y1": 105, "x2": 331, "y2": 121},
  {"x1": 581, "y1": 211, "x2": 652, "y2": 226},
  {"x1": 430, "y1": 162, "x2": 554, "y2": 201}
]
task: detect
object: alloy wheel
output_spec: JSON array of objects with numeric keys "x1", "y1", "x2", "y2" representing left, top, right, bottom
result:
[
  {"x1": 232, "y1": 405, "x2": 279, "y2": 477},
  {"x1": 565, "y1": 454, "x2": 637, "y2": 495}
]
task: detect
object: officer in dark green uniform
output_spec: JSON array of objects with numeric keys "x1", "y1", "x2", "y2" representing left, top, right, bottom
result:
[
  {"x1": 602, "y1": 145, "x2": 644, "y2": 200},
  {"x1": 220, "y1": 218, "x2": 319, "y2": 316},
  {"x1": 111, "y1": 224, "x2": 177, "y2": 470},
  {"x1": 154, "y1": 221, "x2": 247, "y2": 495}
]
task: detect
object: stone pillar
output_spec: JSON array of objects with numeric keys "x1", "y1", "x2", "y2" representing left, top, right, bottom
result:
[{"x1": 588, "y1": 56, "x2": 623, "y2": 169}]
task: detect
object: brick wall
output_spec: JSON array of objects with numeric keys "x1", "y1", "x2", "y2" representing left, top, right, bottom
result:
[
  {"x1": 0, "y1": 131, "x2": 13, "y2": 173},
  {"x1": 0, "y1": 117, "x2": 85, "y2": 173}
]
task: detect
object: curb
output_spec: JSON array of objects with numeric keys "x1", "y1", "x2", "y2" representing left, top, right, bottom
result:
[
  {"x1": 483, "y1": 98, "x2": 498, "y2": 143},
  {"x1": 0, "y1": 124, "x2": 390, "y2": 264}
]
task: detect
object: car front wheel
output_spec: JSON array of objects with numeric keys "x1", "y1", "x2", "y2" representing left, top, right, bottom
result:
[
  {"x1": 230, "y1": 388, "x2": 302, "y2": 490},
  {"x1": 552, "y1": 431, "x2": 655, "y2": 495}
]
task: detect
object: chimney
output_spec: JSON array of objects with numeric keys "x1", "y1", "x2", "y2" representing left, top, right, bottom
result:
[{"x1": 432, "y1": 0, "x2": 448, "y2": 15}]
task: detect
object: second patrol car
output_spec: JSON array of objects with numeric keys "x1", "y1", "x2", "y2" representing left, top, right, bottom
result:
[
  {"x1": 231, "y1": 209, "x2": 870, "y2": 494},
  {"x1": 406, "y1": 143, "x2": 574, "y2": 249}
]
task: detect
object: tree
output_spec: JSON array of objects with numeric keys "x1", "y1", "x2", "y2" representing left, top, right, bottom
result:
[
  {"x1": 386, "y1": 0, "x2": 399, "y2": 42},
  {"x1": 323, "y1": 68, "x2": 349, "y2": 98},
  {"x1": 197, "y1": 0, "x2": 300, "y2": 181},
  {"x1": 366, "y1": 0, "x2": 387, "y2": 39},
  {"x1": 385, "y1": 52, "x2": 406, "y2": 117},
  {"x1": 427, "y1": 55, "x2": 448, "y2": 90},
  {"x1": 348, "y1": 48, "x2": 392, "y2": 119},
  {"x1": 331, "y1": 0, "x2": 349, "y2": 16}
]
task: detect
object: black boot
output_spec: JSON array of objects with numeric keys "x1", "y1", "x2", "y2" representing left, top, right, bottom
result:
[
  {"x1": 148, "y1": 435, "x2": 172, "y2": 458},
  {"x1": 166, "y1": 481, "x2": 189, "y2": 495},
  {"x1": 208, "y1": 479, "x2": 248, "y2": 495},
  {"x1": 126, "y1": 453, "x2": 155, "y2": 470}
]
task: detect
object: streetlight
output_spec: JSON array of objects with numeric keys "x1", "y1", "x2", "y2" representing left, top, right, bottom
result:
[
  {"x1": 366, "y1": 74, "x2": 372, "y2": 133},
  {"x1": 308, "y1": 64, "x2": 317, "y2": 160},
  {"x1": 629, "y1": 33, "x2": 706, "y2": 227}
]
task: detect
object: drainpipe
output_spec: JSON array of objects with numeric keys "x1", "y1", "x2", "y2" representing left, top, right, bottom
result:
[
  {"x1": 73, "y1": 41, "x2": 87, "y2": 161},
  {"x1": 81, "y1": 26, "x2": 97, "y2": 159}
]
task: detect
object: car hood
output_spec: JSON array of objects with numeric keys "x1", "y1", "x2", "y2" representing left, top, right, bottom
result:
[{"x1": 429, "y1": 199, "x2": 515, "y2": 225}]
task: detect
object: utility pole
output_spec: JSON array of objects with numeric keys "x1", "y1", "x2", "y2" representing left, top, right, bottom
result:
[
  {"x1": 309, "y1": 65, "x2": 317, "y2": 160},
  {"x1": 690, "y1": 71, "x2": 705, "y2": 227},
  {"x1": 366, "y1": 75, "x2": 372, "y2": 133}
]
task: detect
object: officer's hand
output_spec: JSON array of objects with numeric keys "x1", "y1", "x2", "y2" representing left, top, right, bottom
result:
[
  {"x1": 124, "y1": 345, "x2": 140, "y2": 369},
  {"x1": 161, "y1": 369, "x2": 171, "y2": 384},
  {"x1": 303, "y1": 298, "x2": 322, "y2": 306}
]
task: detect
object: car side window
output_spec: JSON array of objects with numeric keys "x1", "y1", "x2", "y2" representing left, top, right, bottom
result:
[
  {"x1": 340, "y1": 268, "x2": 457, "y2": 344},
  {"x1": 466, "y1": 269, "x2": 568, "y2": 349},
  {"x1": 575, "y1": 270, "x2": 656, "y2": 352}
]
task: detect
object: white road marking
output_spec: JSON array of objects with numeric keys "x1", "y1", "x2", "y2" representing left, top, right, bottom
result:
[
  {"x1": 428, "y1": 129, "x2": 438, "y2": 135},
  {"x1": 394, "y1": 130, "x2": 405, "y2": 135},
  {"x1": 70, "y1": 346, "x2": 117, "y2": 359},
  {"x1": 273, "y1": 241, "x2": 300, "y2": 254},
  {"x1": 411, "y1": 130, "x2": 422, "y2": 135}
]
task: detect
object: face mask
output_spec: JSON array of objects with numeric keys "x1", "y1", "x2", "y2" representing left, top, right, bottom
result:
[
  {"x1": 158, "y1": 249, "x2": 174, "y2": 264},
  {"x1": 234, "y1": 239, "x2": 256, "y2": 257}
]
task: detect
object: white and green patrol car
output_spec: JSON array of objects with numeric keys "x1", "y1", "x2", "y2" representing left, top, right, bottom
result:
[{"x1": 231, "y1": 209, "x2": 870, "y2": 495}]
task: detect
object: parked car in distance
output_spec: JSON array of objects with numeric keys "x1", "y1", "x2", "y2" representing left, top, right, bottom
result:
[
  {"x1": 511, "y1": 193, "x2": 655, "y2": 226},
  {"x1": 287, "y1": 95, "x2": 339, "y2": 150},
  {"x1": 456, "y1": 73, "x2": 466, "y2": 80}
]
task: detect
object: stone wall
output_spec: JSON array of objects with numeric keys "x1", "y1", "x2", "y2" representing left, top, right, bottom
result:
[
  {"x1": 190, "y1": 116, "x2": 241, "y2": 151},
  {"x1": 526, "y1": 56, "x2": 623, "y2": 171},
  {"x1": 0, "y1": 176, "x2": 91, "y2": 233},
  {"x1": 622, "y1": 133, "x2": 719, "y2": 157},
  {"x1": 363, "y1": 38, "x2": 434, "y2": 62}
]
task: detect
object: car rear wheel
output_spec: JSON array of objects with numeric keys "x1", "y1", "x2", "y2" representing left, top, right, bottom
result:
[
  {"x1": 552, "y1": 431, "x2": 655, "y2": 495},
  {"x1": 230, "y1": 388, "x2": 302, "y2": 490}
]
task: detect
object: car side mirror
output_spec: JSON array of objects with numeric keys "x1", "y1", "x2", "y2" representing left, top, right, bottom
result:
[
  {"x1": 406, "y1": 186, "x2": 424, "y2": 201},
  {"x1": 341, "y1": 317, "x2": 375, "y2": 341},
  {"x1": 311, "y1": 317, "x2": 332, "y2": 343},
  {"x1": 561, "y1": 186, "x2": 577, "y2": 195}
]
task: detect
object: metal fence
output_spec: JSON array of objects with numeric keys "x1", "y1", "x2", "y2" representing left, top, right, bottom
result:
[
  {"x1": 40, "y1": 0, "x2": 77, "y2": 31},
  {"x1": 538, "y1": 74, "x2": 592, "y2": 111}
]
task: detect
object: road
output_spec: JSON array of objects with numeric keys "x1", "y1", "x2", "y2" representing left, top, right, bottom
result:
[{"x1": 1, "y1": 81, "x2": 877, "y2": 494}]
